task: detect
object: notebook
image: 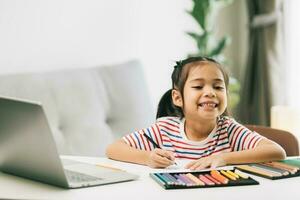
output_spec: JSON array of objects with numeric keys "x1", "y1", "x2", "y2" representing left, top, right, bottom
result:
[{"x1": 0, "y1": 96, "x2": 138, "y2": 188}]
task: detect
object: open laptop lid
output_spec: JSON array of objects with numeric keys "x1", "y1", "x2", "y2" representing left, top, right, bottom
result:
[{"x1": 0, "y1": 96, "x2": 69, "y2": 187}]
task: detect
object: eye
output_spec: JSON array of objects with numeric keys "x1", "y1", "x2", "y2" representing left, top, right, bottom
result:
[
  {"x1": 214, "y1": 86, "x2": 225, "y2": 90},
  {"x1": 191, "y1": 86, "x2": 203, "y2": 90}
]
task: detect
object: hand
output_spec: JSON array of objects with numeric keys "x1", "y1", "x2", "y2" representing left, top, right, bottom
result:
[
  {"x1": 146, "y1": 148, "x2": 175, "y2": 168},
  {"x1": 185, "y1": 154, "x2": 227, "y2": 170}
]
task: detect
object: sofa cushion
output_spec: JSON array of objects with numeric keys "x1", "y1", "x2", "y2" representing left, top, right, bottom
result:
[
  {"x1": 97, "y1": 61, "x2": 155, "y2": 138},
  {"x1": 0, "y1": 60, "x2": 154, "y2": 156}
]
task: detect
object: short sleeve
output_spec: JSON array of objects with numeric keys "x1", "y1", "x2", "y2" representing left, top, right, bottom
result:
[
  {"x1": 227, "y1": 119, "x2": 264, "y2": 151},
  {"x1": 122, "y1": 122, "x2": 163, "y2": 151}
]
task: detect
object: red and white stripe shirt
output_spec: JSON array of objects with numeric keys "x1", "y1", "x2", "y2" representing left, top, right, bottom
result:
[{"x1": 122, "y1": 116, "x2": 264, "y2": 160}]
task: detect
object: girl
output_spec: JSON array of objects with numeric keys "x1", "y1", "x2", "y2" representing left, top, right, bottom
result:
[{"x1": 106, "y1": 56, "x2": 286, "y2": 170}]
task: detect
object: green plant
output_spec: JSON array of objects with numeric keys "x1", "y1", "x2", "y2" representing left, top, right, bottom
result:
[{"x1": 186, "y1": 0, "x2": 240, "y2": 114}]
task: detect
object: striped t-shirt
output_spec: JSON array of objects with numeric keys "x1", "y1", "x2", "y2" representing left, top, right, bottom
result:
[{"x1": 122, "y1": 116, "x2": 264, "y2": 160}]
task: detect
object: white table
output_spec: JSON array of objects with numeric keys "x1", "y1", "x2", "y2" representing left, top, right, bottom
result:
[{"x1": 0, "y1": 156, "x2": 300, "y2": 200}]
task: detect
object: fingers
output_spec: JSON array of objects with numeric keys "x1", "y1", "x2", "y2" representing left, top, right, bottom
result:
[
  {"x1": 155, "y1": 149, "x2": 175, "y2": 161},
  {"x1": 148, "y1": 149, "x2": 176, "y2": 168},
  {"x1": 186, "y1": 160, "x2": 211, "y2": 170},
  {"x1": 185, "y1": 160, "x2": 196, "y2": 169},
  {"x1": 185, "y1": 156, "x2": 226, "y2": 170},
  {"x1": 153, "y1": 154, "x2": 173, "y2": 166}
]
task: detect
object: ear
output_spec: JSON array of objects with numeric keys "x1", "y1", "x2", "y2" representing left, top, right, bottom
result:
[{"x1": 172, "y1": 89, "x2": 183, "y2": 108}]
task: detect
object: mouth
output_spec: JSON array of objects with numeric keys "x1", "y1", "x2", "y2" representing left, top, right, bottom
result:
[{"x1": 198, "y1": 102, "x2": 218, "y2": 108}]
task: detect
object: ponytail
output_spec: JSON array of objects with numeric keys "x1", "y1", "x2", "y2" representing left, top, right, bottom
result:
[{"x1": 156, "y1": 89, "x2": 183, "y2": 119}]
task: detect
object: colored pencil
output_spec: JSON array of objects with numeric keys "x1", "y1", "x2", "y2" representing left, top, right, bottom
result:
[
  {"x1": 161, "y1": 173, "x2": 175, "y2": 185},
  {"x1": 266, "y1": 162, "x2": 298, "y2": 174},
  {"x1": 263, "y1": 162, "x2": 296, "y2": 174},
  {"x1": 164, "y1": 173, "x2": 183, "y2": 185},
  {"x1": 234, "y1": 169, "x2": 249, "y2": 179},
  {"x1": 198, "y1": 175, "x2": 215, "y2": 185},
  {"x1": 178, "y1": 174, "x2": 196, "y2": 186},
  {"x1": 220, "y1": 170, "x2": 237, "y2": 180},
  {"x1": 186, "y1": 173, "x2": 205, "y2": 186},
  {"x1": 174, "y1": 174, "x2": 188, "y2": 186},
  {"x1": 210, "y1": 170, "x2": 229, "y2": 184},
  {"x1": 253, "y1": 163, "x2": 289, "y2": 176},
  {"x1": 226, "y1": 170, "x2": 239, "y2": 179},
  {"x1": 154, "y1": 173, "x2": 167, "y2": 186},
  {"x1": 272, "y1": 161, "x2": 299, "y2": 171},
  {"x1": 204, "y1": 174, "x2": 221, "y2": 184},
  {"x1": 173, "y1": 175, "x2": 187, "y2": 186},
  {"x1": 143, "y1": 133, "x2": 160, "y2": 148},
  {"x1": 96, "y1": 164, "x2": 123, "y2": 171},
  {"x1": 250, "y1": 164, "x2": 282, "y2": 177},
  {"x1": 236, "y1": 165, "x2": 277, "y2": 178}
]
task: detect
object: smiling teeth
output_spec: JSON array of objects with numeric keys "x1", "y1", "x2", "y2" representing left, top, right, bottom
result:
[{"x1": 199, "y1": 103, "x2": 217, "y2": 108}]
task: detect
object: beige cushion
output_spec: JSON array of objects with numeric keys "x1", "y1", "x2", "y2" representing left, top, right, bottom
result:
[{"x1": 0, "y1": 60, "x2": 154, "y2": 156}]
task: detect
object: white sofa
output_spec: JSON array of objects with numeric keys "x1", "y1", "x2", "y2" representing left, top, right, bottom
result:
[{"x1": 0, "y1": 60, "x2": 155, "y2": 156}]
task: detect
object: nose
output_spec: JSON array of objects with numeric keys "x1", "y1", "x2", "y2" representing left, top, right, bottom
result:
[{"x1": 203, "y1": 86, "x2": 216, "y2": 98}]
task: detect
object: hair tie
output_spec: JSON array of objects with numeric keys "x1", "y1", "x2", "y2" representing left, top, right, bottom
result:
[{"x1": 174, "y1": 60, "x2": 183, "y2": 69}]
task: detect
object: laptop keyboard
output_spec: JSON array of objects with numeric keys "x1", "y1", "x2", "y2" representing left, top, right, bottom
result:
[{"x1": 65, "y1": 170, "x2": 102, "y2": 183}]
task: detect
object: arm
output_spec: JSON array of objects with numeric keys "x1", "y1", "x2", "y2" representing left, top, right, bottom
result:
[
  {"x1": 186, "y1": 138, "x2": 286, "y2": 170},
  {"x1": 105, "y1": 139, "x2": 175, "y2": 168},
  {"x1": 222, "y1": 138, "x2": 286, "y2": 164},
  {"x1": 106, "y1": 139, "x2": 149, "y2": 165}
]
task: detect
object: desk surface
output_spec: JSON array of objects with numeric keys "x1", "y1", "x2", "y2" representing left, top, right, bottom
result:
[{"x1": 1, "y1": 156, "x2": 300, "y2": 200}]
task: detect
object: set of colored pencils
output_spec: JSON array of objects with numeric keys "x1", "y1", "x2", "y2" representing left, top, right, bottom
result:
[
  {"x1": 151, "y1": 169, "x2": 253, "y2": 189},
  {"x1": 236, "y1": 161, "x2": 300, "y2": 179}
]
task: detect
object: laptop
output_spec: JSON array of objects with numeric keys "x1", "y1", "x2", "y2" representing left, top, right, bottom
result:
[{"x1": 0, "y1": 96, "x2": 138, "y2": 188}]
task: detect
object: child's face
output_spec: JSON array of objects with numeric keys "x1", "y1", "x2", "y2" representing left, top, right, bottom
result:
[{"x1": 174, "y1": 63, "x2": 227, "y2": 122}]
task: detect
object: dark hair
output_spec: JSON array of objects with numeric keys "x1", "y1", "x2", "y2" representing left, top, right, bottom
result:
[{"x1": 156, "y1": 56, "x2": 230, "y2": 119}]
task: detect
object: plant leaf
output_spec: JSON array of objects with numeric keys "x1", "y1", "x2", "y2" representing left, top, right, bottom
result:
[
  {"x1": 186, "y1": 31, "x2": 210, "y2": 55},
  {"x1": 208, "y1": 36, "x2": 230, "y2": 57},
  {"x1": 188, "y1": 0, "x2": 211, "y2": 30}
]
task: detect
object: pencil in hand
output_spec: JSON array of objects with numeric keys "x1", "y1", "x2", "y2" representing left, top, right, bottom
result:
[
  {"x1": 143, "y1": 133, "x2": 160, "y2": 148},
  {"x1": 143, "y1": 133, "x2": 177, "y2": 165}
]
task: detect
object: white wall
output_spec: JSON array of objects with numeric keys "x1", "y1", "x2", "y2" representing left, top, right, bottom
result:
[
  {"x1": 284, "y1": 0, "x2": 300, "y2": 108},
  {"x1": 0, "y1": 0, "x2": 244, "y2": 108},
  {"x1": 0, "y1": 0, "x2": 143, "y2": 70}
]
